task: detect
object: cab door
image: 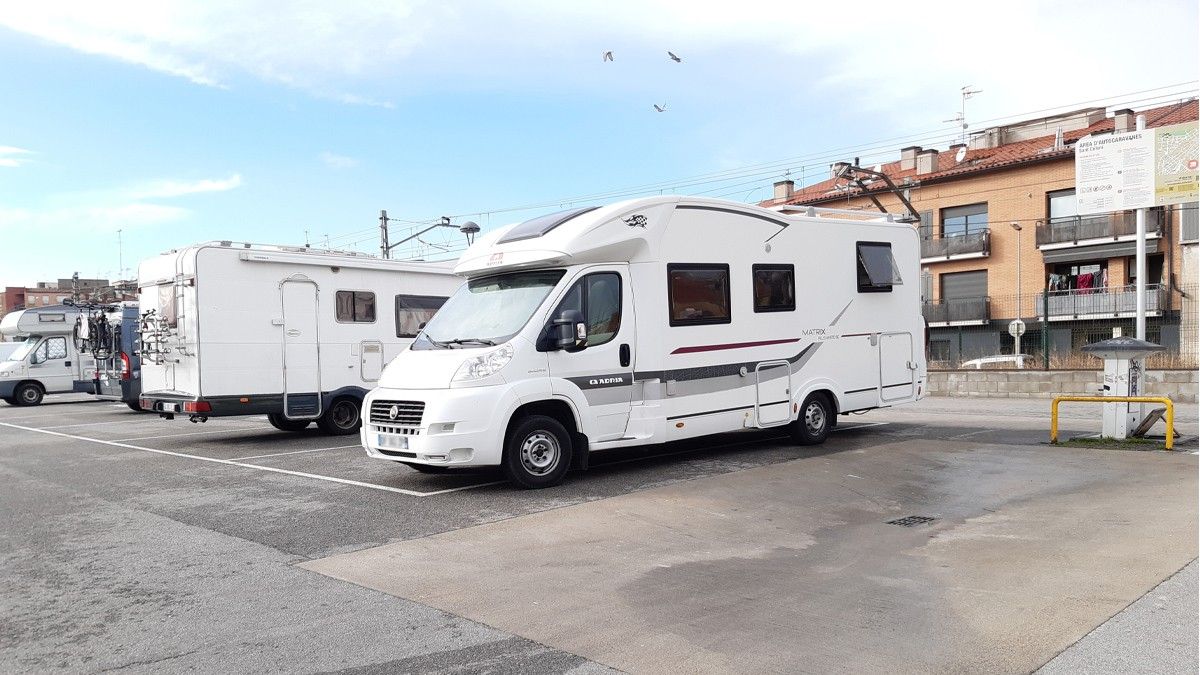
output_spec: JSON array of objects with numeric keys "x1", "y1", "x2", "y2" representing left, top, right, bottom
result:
[
  {"x1": 27, "y1": 336, "x2": 73, "y2": 393},
  {"x1": 546, "y1": 267, "x2": 635, "y2": 442}
]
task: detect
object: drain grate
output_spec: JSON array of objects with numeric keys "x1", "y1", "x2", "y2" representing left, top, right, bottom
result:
[{"x1": 886, "y1": 515, "x2": 938, "y2": 527}]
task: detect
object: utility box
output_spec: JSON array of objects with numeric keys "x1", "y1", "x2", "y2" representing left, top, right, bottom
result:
[{"x1": 1080, "y1": 337, "x2": 1166, "y2": 439}]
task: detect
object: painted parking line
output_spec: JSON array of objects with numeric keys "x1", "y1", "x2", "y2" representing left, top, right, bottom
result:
[
  {"x1": 110, "y1": 426, "x2": 274, "y2": 442},
  {"x1": 231, "y1": 444, "x2": 361, "y2": 461},
  {"x1": 0, "y1": 421, "x2": 498, "y2": 497},
  {"x1": 41, "y1": 419, "x2": 169, "y2": 430}
]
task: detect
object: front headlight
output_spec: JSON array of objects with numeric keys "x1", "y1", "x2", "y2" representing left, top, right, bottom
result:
[{"x1": 452, "y1": 343, "x2": 514, "y2": 382}]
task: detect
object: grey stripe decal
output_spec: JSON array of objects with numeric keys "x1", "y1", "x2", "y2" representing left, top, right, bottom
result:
[
  {"x1": 634, "y1": 343, "x2": 815, "y2": 383},
  {"x1": 845, "y1": 386, "x2": 876, "y2": 394},
  {"x1": 666, "y1": 399, "x2": 790, "y2": 421},
  {"x1": 676, "y1": 204, "x2": 791, "y2": 229},
  {"x1": 829, "y1": 300, "x2": 853, "y2": 326},
  {"x1": 566, "y1": 374, "x2": 633, "y2": 390}
]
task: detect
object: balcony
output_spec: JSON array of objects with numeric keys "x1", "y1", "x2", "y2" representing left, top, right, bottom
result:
[
  {"x1": 920, "y1": 230, "x2": 990, "y2": 262},
  {"x1": 1035, "y1": 284, "x2": 1168, "y2": 321},
  {"x1": 923, "y1": 296, "x2": 990, "y2": 326},
  {"x1": 1036, "y1": 210, "x2": 1162, "y2": 249}
]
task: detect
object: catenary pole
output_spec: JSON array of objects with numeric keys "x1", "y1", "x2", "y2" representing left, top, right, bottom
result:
[
  {"x1": 1135, "y1": 114, "x2": 1147, "y2": 340},
  {"x1": 380, "y1": 210, "x2": 390, "y2": 260}
]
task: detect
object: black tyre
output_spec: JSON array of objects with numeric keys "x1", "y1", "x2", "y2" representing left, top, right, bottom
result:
[
  {"x1": 1, "y1": 396, "x2": 16, "y2": 406},
  {"x1": 127, "y1": 400, "x2": 144, "y2": 412},
  {"x1": 502, "y1": 414, "x2": 573, "y2": 489},
  {"x1": 790, "y1": 392, "x2": 832, "y2": 446},
  {"x1": 268, "y1": 413, "x2": 311, "y2": 432},
  {"x1": 402, "y1": 462, "x2": 451, "y2": 474},
  {"x1": 14, "y1": 382, "x2": 44, "y2": 407},
  {"x1": 316, "y1": 398, "x2": 361, "y2": 436}
]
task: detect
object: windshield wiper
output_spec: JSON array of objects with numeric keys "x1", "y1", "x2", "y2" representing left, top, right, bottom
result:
[{"x1": 444, "y1": 338, "x2": 497, "y2": 346}]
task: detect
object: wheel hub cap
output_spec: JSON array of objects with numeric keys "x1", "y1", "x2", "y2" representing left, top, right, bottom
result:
[
  {"x1": 805, "y1": 402, "x2": 825, "y2": 433},
  {"x1": 520, "y1": 432, "x2": 560, "y2": 476}
]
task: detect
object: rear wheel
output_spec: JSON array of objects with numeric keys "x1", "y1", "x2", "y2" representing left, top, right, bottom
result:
[
  {"x1": 1, "y1": 396, "x2": 15, "y2": 406},
  {"x1": 126, "y1": 401, "x2": 144, "y2": 412},
  {"x1": 790, "y1": 392, "x2": 832, "y2": 446},
  {"x1": 268, "y1": 413, "x2": 311, "y2": 432},
  {"x1": 316, "y1": 398, "x2": 361, "y2": 436},
  {"x1": 14, "y1": 382, "x2": 44, "y2": 406},
  {"x1": 502, "y1": 415, "x2": 573, "y2": 489}
]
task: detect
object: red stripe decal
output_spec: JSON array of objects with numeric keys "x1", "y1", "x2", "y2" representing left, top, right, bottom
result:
[{"x1": 671, "y1": 338, "x2": 800, "y2": 355}]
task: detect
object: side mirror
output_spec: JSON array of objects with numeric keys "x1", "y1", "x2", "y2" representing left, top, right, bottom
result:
[
  {"x1": 552, "y1": 309, "x2": 587, "y2": 351},
  {"x1": 29, "y1": 353, "x2": 41, "y2": 365}
]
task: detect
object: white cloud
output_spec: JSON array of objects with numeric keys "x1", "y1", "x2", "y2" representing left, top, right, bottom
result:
[
  {"x1": 0, "y1": 146, "x2": 33, "y2": 168},
  {"x1": 0, "y1": 203, "x2": 188, "y2": 232},
  {"x1": 128, "y1": 174, "x2": 243, "y2": 199},
  {"x1": 319, "y1": 152, "x2": 358, "y2": 170}
]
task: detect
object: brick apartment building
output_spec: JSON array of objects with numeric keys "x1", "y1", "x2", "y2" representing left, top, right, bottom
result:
[
  {"x1": 763, "y1": 99, "x2": 1198, "y2": 366},
  {"x1": 0, "y1": 277, "x2": 115, "y2": 320}
]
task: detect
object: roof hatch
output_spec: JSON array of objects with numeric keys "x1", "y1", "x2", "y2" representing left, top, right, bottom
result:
[{"x1": 496, "y1": 206, "x2": 600, "y2": 244}]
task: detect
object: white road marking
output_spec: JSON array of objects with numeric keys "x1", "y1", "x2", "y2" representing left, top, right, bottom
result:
[
  {"x1": 833, "y1": 421, "x2": 890, "y2": 431},
  {"x1": 110, "y1": 426, "x2": 272, "y2": 442},
  {"x1": 41, "y1": 419, "x2": 164, "y2": 430},
  {"x1": 951, "y1": 429, "x2": 992, "y2": 439},
  {"x1": 232, "y1": 444, "x2": 360, "y2": 461},
  {"x1": 0, "y1": 422, "x2": 495, "y2": 497}
]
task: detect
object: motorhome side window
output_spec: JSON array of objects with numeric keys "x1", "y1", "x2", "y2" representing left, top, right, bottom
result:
[
  {"x1": 856, "y1": 242, "x2": 903, "y2": 293},
  {"x1": 335, "y1": 291, "x2": 376, "y2": 323},
  {"x1": 552, "y1": 273, "x2": 622, "y2": 346},
  {"x1": 35, "y1": 337, "x2": 67, "y2": 362},
  {"x1": 395, "y1": 294, "x2": 448, "y2": 338},
  {"x1": 157, "y1": 285, "x2": 178, "y2": 327},
  {"x1": 752, "y1": 264, "x2": 795, "y2": 312},
  {"x1": 667, "y1": 264, "x2": 731, "y2": 326}
]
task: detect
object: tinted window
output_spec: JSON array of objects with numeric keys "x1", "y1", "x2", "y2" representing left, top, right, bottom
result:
[
  {"x1": 395, "y1": 294, "x2": 448, "y2": 338},
  {"x1": 857, "y1": 242, "x2": 902, "y2": 293},
  {"x1": 941, "y1": 203, "x2": 988, "y2": 237},
  {"x1": 668, "y1": 264, "x2": 731, "y2": 326},
  {"x1": 752, "y1": 264, "x2": 795, "y2": 312},
  {"x1": 336, "y1": 291, "x2": 376, "y2": 323},
  {"x1": 548, "y1": 273, "x2": 622, "y2": 347},
  {"x1": 497, "y1": 206, "x2": 601, "y2": 244}
]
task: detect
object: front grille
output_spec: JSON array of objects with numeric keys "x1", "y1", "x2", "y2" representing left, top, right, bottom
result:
[
  {"x1": 371, "y1": 423, "x2": 421, "y2": 436},
  {"x1": 370, "y1": 399, "x2": 425, "y2": 426}
]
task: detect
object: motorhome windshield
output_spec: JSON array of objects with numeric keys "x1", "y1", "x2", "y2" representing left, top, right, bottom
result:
[
  {"x1": 7, "y1": 336, "x2": 39, "y2": 362},
  {"x1": 415, "y1": 270, "x2": 566, "y2": 349}
]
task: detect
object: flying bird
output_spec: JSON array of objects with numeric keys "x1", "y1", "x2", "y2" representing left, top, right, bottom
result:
[
  {"x1": 667, "y1": 51, "x2": 681, "y2": 63},
  {"x1": 602, "y1": 51, "x2": 614, "y2": 62},
  {"x1": 653, "y1": 104, "x2": 667, "y2": 113}
]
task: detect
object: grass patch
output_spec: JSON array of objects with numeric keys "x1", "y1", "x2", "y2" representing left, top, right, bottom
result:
[{"x1": 1057, "y1": 435, "x2": 1172, "y2": 451}]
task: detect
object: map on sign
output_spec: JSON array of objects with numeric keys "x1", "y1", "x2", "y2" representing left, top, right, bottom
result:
[{"x1": 1075, "y1": 121, "x2": 1199, "y2": 215}]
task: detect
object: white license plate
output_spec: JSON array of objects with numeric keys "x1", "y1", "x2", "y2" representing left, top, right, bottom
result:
[
  {"x1": 160, "y1": 403, "x2": 180, "y2": 413},
  {"x1": 378, "y1": 434, "x2": 409, "y2": 450}
]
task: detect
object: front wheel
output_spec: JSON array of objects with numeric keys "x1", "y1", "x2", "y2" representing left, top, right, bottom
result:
[
  {"x1": 790, "y1": 392, "x2": 832, "y2": 446},
  {"x1": 316, "y1": 398, "x2": 362, "y2": 436},
  {"x1": 268, "y1": 413, "x2": 311, "y2": 432},
  {"x1": 14, "y1": 382, "x2": 44, "y2": 406},
  {"x1": 503, "y1": 415, "x2": 573, "y2": 489}
]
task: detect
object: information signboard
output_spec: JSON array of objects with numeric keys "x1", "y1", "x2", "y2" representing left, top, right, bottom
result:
[{"x1": 1075, "y1": 121, "x2": 1198, "y2": 215}]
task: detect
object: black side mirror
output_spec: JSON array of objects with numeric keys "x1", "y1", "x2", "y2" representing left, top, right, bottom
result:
[{"x1": 552, "y1": 309, "x2": 587, "y2": 351}]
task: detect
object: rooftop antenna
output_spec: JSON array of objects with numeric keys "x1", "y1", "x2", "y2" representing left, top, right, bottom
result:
[
  {"x1": 117, "y1": 228, "x2": 124, "y2": 281},
  {"x1": 955, "y1": 85, "x2": 983, "y2": 144}
]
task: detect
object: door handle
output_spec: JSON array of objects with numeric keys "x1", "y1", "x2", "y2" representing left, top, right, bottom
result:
[
  {"x1": 619, "y1": 343, "x2": 631, "y2": 368},
  {"x1": 65, "y1": 361, "x2": 72, "y2": 367}
]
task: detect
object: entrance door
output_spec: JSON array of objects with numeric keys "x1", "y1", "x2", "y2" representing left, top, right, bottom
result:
[
  {"x1": 546, "y1": 267, "x2": 635, "y2": 442},
  {"x1": 755, "y1": 360, "x2": 791, "y2": 427},
  {"x1": 281, "y1": 278, "x2": 321, "y2": 418},
  {"x1": 27, "y1": 336, "x2": 73, "y2": 393},
  {"x1": 879, "y1": 332, "x2": 914, "y2": 401},
  {"x1": 360, "y1": 340, "x2": 383, "y2": 381}
]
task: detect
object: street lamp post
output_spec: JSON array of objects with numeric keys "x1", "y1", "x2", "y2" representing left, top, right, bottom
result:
[{"x1": 1010, "y1": 222, "x2": 1023, "y2": 358}]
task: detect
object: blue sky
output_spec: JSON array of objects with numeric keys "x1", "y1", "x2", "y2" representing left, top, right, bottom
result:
[{"x1": 1, "y1": 0, "x2": 1197, "y2": 287}]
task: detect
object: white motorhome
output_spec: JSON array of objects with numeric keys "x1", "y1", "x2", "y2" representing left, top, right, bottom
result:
[
  {"x1": 137, "y1": 242, "x2": 461, "y2": 434},
  {"x1": 361, "y1": 196, "x2": 926, "y2": 487},
  {"x1": 0, "y1": 305, "x2": 98, "y2": 405}
]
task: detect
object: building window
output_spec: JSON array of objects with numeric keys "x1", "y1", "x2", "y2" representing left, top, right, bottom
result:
[
  {"x1": 668, "y1": 264, "x2": 731, "y2": 326},
  {"x1": 752, "y1": 264, "x2": 795, "y2": 312},
  {"x1": 552, "y1": 272, "x2": 623, "y2": 345},
  {"x1": 394, "y1": 294, "x2": 448, "y2": 338},
  {"x1": 1126, "y1": 253, "x2": 1165, "y2": 285},
  {"x1": 335, "y1": 291, "x2": 376, "y2": 323},
  {"x1": 929, "y1": 339, "x2": 952, "y2": 362},
  {"x1": 941, "y1": 203, "x2": 988, "y2": 238},
  {"x1": 856, "y1": 242, "x2": 902, "y2": 293},
  {"x1": 1048, "y1": 262, "x2": 1106, "y2": 292},
  {"x1": 1047, "y1": 189, "x2": 1077, "y2": 224}
]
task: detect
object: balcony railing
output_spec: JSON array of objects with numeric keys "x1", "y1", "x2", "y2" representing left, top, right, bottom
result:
[
  {"x1": 1036, "y1": 284, "x2": 1168, "y2": 320},
  {"x1": 923, "y1": 296, "x2": 990, "y2": 325},
  {"x1": 1036, "y1": 210, "x2": 1162, "y2": 247},
  {"x1": 920, "y1": 230, "x2": 990, "y2": 260}
]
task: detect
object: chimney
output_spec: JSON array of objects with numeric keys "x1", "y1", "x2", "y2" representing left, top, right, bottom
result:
[
  {"x1": 916, "y1": 148, "x2": 939, "y2": 175},
  {"x1": 1113, "y1": 108, "x2": 1136, "y2": 133},
  {"x1": 900, "y1": 146, "x2": 921, "y2": 171},
  {"x1": 830, "y1": 162, "x2": 851, "y2": 180},
  {"x1": 773, "y1": 179, "x2": 794, "y2": 201}
]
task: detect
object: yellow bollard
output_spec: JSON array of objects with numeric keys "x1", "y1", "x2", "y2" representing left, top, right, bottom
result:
[{"x1": 1050, "y1": 396, "x2": 1175, "y2": 450}]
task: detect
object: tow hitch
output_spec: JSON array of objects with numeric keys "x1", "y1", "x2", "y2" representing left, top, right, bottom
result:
[{"x1": 189, "y1": 415, "x2": 209, "y2": 423}]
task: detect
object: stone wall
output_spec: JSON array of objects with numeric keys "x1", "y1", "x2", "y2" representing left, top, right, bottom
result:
[{"x1": 927, "y1": 369, "x2": 1197, "y2": 403}]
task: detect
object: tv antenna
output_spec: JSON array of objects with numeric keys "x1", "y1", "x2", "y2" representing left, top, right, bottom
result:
[{"x1": 943, "y1": 85, "x2": 982, "y2": 144}]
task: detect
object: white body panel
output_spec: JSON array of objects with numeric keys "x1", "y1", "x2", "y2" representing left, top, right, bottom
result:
[
  {"x1": 362, "y1": 196, "x2": 926, "y2": 468},
  {"x1": 0, "y1": 306, "x2": 97, "y2": 397},
  {"x1": 137, "y1": 243, "x2": 460, "y2": 417}
]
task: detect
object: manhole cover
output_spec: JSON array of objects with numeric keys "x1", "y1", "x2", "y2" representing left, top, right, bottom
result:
[{"x1": 886, "y1": 515, "x2": 937, "y2": 527}]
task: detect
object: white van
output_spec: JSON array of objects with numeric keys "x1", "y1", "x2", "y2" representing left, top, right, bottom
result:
[
  {"x1": 137, "y1": 242, "x2": 461, "y2": 434},
  {"x1": 0, "y1": 305, "x2": 97, "y2": 406},
  {"x1": 360, "y1": 196, "x2": 926, "y2": 487}
]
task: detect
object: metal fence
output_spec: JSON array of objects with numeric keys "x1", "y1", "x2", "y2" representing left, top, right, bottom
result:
[{"x1": 925, "y1": 283, "x2": 1197, "y2": 370}]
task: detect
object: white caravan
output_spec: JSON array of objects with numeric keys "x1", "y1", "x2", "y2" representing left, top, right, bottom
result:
[
  {"x1": 137, "y1": 242, "x2": 461, "y2": 434},
  {"x1": 0, "y1": 305, "x2": 98, "y2": 405},
  {"x1": 361, "y1": 196, "x2": 926, "y2": 487}
]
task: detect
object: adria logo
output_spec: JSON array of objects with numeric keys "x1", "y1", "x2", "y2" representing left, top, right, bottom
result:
[
  {"x1": 487, "y1": 253, "x2": 504, "y2": 266},
  {"x1": 589, "y1": 376, "x2": 624, "y2": 385}
]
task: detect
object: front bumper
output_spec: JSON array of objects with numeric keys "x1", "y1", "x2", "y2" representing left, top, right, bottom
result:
[
  {"x1": 361, "y1": 386, "x2": 508, "y2": 467},
  {"x1": 0, "y1": 380, "x2": 17, "y2": 398}
]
